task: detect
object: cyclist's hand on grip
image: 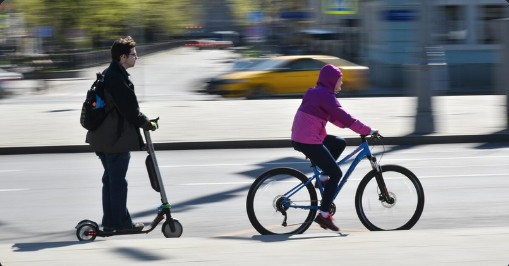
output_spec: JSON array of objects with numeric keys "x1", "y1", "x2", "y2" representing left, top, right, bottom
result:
[{"x1": 370, "y1": 128, "x2": 382, "y2": 138}]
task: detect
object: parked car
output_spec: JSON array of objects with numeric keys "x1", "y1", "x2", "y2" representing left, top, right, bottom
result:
[
  {"x1": 184, "y1": 39, "x2": 233, "y2": 50},
  {"x1": 0, "y1": 68, "x2": 22, "y2": 83},
  {"x1": 0, "y1": 68, "x2": 22, "y2": 95},
  {"x1": 205, "y1": 55, "x2": 369, "y2": 99}
]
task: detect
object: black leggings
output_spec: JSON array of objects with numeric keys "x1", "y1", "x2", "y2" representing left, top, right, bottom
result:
[{"x1": 292, "y1": 135, "x2": 346, "y2": 213}]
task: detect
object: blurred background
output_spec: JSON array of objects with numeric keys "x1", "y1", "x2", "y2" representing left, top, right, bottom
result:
[{"x1": 0, "y1": 0, "x2": 508, "y2": 99}]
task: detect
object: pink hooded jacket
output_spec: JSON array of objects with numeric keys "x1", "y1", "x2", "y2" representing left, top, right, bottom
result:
[{"x1": 291, "y1": 64, "x2": 371, "y2": 144}]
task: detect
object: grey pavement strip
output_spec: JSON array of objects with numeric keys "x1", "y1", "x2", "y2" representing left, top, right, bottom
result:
[{"x1": 0, "y1": 95, "x2": 508, "y2": 154}]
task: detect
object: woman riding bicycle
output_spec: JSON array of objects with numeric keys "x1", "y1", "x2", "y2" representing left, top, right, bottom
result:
[{"x1": 291, "y1": 64, "x2": 378, "y2": 231}]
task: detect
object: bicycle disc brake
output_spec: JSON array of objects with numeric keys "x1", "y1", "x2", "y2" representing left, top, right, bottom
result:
[{"x1": 379, "y1": 191, "x2": 397, "y2": 208}]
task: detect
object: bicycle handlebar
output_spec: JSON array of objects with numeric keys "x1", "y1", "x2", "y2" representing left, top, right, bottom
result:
[{"x1": 360, "y1": 133, "x2": 384, "y2": 142}]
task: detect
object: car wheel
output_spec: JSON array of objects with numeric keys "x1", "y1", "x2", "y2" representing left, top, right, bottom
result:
[{"x1": 246, "y1": 86, "x2": 269, "y2": 100}]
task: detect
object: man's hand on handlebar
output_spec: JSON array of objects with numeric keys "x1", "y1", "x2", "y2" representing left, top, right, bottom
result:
[{"x1": 143, "y1": 117, "x2": 160, "y2": 131}]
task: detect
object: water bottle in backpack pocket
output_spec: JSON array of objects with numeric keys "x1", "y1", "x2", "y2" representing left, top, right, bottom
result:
[{"x1": 80, "y1": 73, "x2": 108, "y2": 131}]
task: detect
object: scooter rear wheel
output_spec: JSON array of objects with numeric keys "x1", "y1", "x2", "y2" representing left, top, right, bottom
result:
[
  {"x1": 76, "y1": 222, "x2": 98, "y2": 241},
  {"x1": 162, "y1": 220, "x2": 183, "y2": 238}
]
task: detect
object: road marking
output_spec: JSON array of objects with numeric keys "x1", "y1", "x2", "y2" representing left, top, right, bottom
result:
[
  {"x1": 159, "y1": 161, "x2": 307, "y2": 168},
  {"x1": 419, "y1": 173, "x2": 507, "y2": 179},
  {"x1": 0, "y1": 188, "x2": 30, "y2": 192},
  {"x1": 382, "y1": 155, "x2": 509, "y2": 161},
  {"x1": 175, "y1": 173, "x2": 507, "y2": 187},
  {"x1": 180, "y1": 181, "x2": 252, "y2": 186},
  {"x1": 158, "y1": 155, "x2": 509, "y2": 169}
]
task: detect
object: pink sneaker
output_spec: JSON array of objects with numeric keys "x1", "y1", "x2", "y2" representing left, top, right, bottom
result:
[
  {"x1": 314, "y1": 214, "x2": 339, "y2": 231},
  {"x1": 314, "y1": 175, "x2": 330, "y2": 188}
]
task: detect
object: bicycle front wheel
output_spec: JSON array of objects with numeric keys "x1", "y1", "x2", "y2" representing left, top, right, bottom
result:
[
  {"x1": 355, "y1": 165, "x2": 425, "y2": 231},
  {"x1": 246, "y1": 167, "x2": 318, "y2": 235}
]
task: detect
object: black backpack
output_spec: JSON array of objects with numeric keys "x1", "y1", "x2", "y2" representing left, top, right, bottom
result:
[{"x1": 80, "y1": 73, "x2": 108, "y2": 131}]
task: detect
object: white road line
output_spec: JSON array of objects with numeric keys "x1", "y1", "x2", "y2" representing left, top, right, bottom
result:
[
  {"x1": 419, "y1": 173, "x2": 507, "y2": 179},
  {"x1": 381, "y1": 155, "x2": 509, "y2": 161},
  {"x1": 179, "y1": 181, "x2": 253, "y2": 186},
  {"x1": 0, "y1": 170, "x2": 22, "y2": 173},
  {"x1": 158, "y1": 155, "x2": 509, "y2": 169},
  {"x1": 159, "y1": 162, "x2": 307, "y2": 168},
  {"x1": 0, "y1": 188, "x2": 30, "y2": 192},
  {"x1": 175, "y1": 173, "x2": 507, "y2": 186}
]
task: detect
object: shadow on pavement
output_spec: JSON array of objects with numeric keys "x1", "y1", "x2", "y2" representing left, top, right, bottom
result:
[
  {"x1": 473, "y1": 130, "x2": 509, "y2": 149},
  {"x1": 215, "y1": 233, "x2": 347, "y2": 243},
  {"x1": 12, "y1": 242, "x2": 168, "y2": 262},
  {"x1": 12, "y1": 241, "x2": 86, "y2": 252},
  {"x1": 130, "y1": 185, "x2": 252, "y2": 222},
  {"x1": 111, "y1": 247, "x2": 167, "y2": 261}
]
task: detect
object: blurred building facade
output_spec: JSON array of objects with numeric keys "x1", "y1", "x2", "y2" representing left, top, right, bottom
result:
[
  {"x1": 234, "y1": 0, "x2": 508, "y2": 93},
  {"x1": 303, "y1": 0, "x2": 509, "y2": 93},
  {"x1": 1, "y1": 0, "x2": 508, "y2": 94}
]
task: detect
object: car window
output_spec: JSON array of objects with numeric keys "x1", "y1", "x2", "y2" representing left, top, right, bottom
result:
[
  {"x1": 232, "y1": 58, "x2": 266, "y2": 71},
  {"x1": 321, "y1": 58, "x2": 357, "y2": 67},
  {"x1": 284, "y1": 59, "x2": 325, "y2": 71},
  {"x1": 249, "y1": 59, "x2": 286, "y2": 71}
]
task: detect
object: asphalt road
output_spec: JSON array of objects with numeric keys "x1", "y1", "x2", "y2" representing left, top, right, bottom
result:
[{"x1": 1, "y1": 143, "x2": 508, "y2": 244}]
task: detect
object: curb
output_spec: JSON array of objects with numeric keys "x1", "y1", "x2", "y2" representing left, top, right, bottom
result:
[{"x1": 1, "y1": 133, "x2": 508, "y2": 155}]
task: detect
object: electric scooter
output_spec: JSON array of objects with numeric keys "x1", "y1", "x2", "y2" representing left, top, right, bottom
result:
[{"x1": 75, "y1": 127, "x2": 183, "y2": 241}]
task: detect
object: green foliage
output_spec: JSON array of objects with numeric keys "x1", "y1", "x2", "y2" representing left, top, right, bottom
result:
[
  {"x1": 9, "y1": 0, "x2": 296, "y2": 50},
  {"x1": 225, "y1": 0, "x2": 302, "y2": 27},
  {"x1": 226, "y1": 0, "x2": 273, "y2": 25},
  {"x1": 11, "y1": 0, "x2": 201, "y2": 49}
]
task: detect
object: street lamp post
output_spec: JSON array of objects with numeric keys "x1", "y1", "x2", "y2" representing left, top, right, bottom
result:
[
  {"x1": 499, "y1": 18, "x2": 509, "y2": 129},
  {"x1": 413, "y1": 0, "x2": 435, "y2": 134}
]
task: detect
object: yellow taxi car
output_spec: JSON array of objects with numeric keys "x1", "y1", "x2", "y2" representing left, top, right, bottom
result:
[{"x1": 205, "y1": 55, "x2": 369, "y2": 99}]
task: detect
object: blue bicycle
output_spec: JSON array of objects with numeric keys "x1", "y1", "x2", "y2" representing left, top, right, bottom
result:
[{"x1": 246, "y1": 134, "x2": 425, "y2": 234}]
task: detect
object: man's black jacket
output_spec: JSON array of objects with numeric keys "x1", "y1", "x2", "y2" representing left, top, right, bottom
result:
[{"x1": 86, "y1": 61, "x2": 149, "y2": 153}]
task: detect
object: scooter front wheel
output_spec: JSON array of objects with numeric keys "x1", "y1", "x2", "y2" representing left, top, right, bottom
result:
[
  {"x1": 162, "y1": 219, "x2": 183, "y2": 238},
  {"x1": 76, "y1": 222, "x2": 98, "y2": 241}
]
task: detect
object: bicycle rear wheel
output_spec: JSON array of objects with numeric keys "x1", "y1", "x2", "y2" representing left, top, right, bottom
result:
[
  {"x1": 246, "y1": 167, "x2": 318, "y2": 235},
  {"x1": 355, "y1": 165, "x2": 424, "y2": 231}
]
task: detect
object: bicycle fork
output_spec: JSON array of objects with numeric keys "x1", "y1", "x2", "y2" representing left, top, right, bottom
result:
[{"x1": 369, "y1": 156, "x2": 394, "y2": 204}]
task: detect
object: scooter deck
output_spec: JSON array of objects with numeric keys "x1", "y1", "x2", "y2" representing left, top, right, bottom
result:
[{"x1": 95, "y1": 227, "x2": 153, "y2": 237}]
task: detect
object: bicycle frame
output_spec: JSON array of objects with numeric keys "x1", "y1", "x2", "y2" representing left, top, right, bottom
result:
[
  {"x1": 283, "y1": 136, "x2": 377, "y2": 210},
  {"x1": 247, "y1": 134, "x2": 424, "y2": 233}
]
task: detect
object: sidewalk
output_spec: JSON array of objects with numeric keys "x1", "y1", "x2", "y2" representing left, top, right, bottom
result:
[
  {"x1": 2, "y1": 226, "x2": 508, "y2": 266},
  {"x1": 0, "y1": 94, "x2": 508, "y2": 154}
]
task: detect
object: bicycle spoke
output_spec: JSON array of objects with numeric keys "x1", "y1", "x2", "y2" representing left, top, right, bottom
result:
[
  {"x1": 247, "y1": 168, "x2": 317, "y2": 235},
  {"x1": 356, "y1": 165, "x2": 424, "y2": 231}
]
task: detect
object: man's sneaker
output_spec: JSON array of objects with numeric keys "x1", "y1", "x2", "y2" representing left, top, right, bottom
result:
[
  {"x1": 103, "y1": 227, "x2": 115, "y2": 233},
  {"x1": 118, "y1": 222, "x2": 145, "y2": 232},
  {"x1": 102, "y1": 223, "x2": 144, "y2": 233},
  {"x1": 314, "y1": 214, "x2": 339, "y2": 231},
  {"x1": 129, "y1": 222, "x2": 145, "y2": 231}
]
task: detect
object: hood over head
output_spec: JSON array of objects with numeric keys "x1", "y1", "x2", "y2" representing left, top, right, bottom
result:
[{"x1": 317, "y1": 64, "x2": 342, "y2": 90}]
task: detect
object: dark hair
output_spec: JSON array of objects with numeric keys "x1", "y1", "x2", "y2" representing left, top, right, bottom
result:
[{"x1": 111, "y1": 36, "x2": 136, "y2": 61}]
